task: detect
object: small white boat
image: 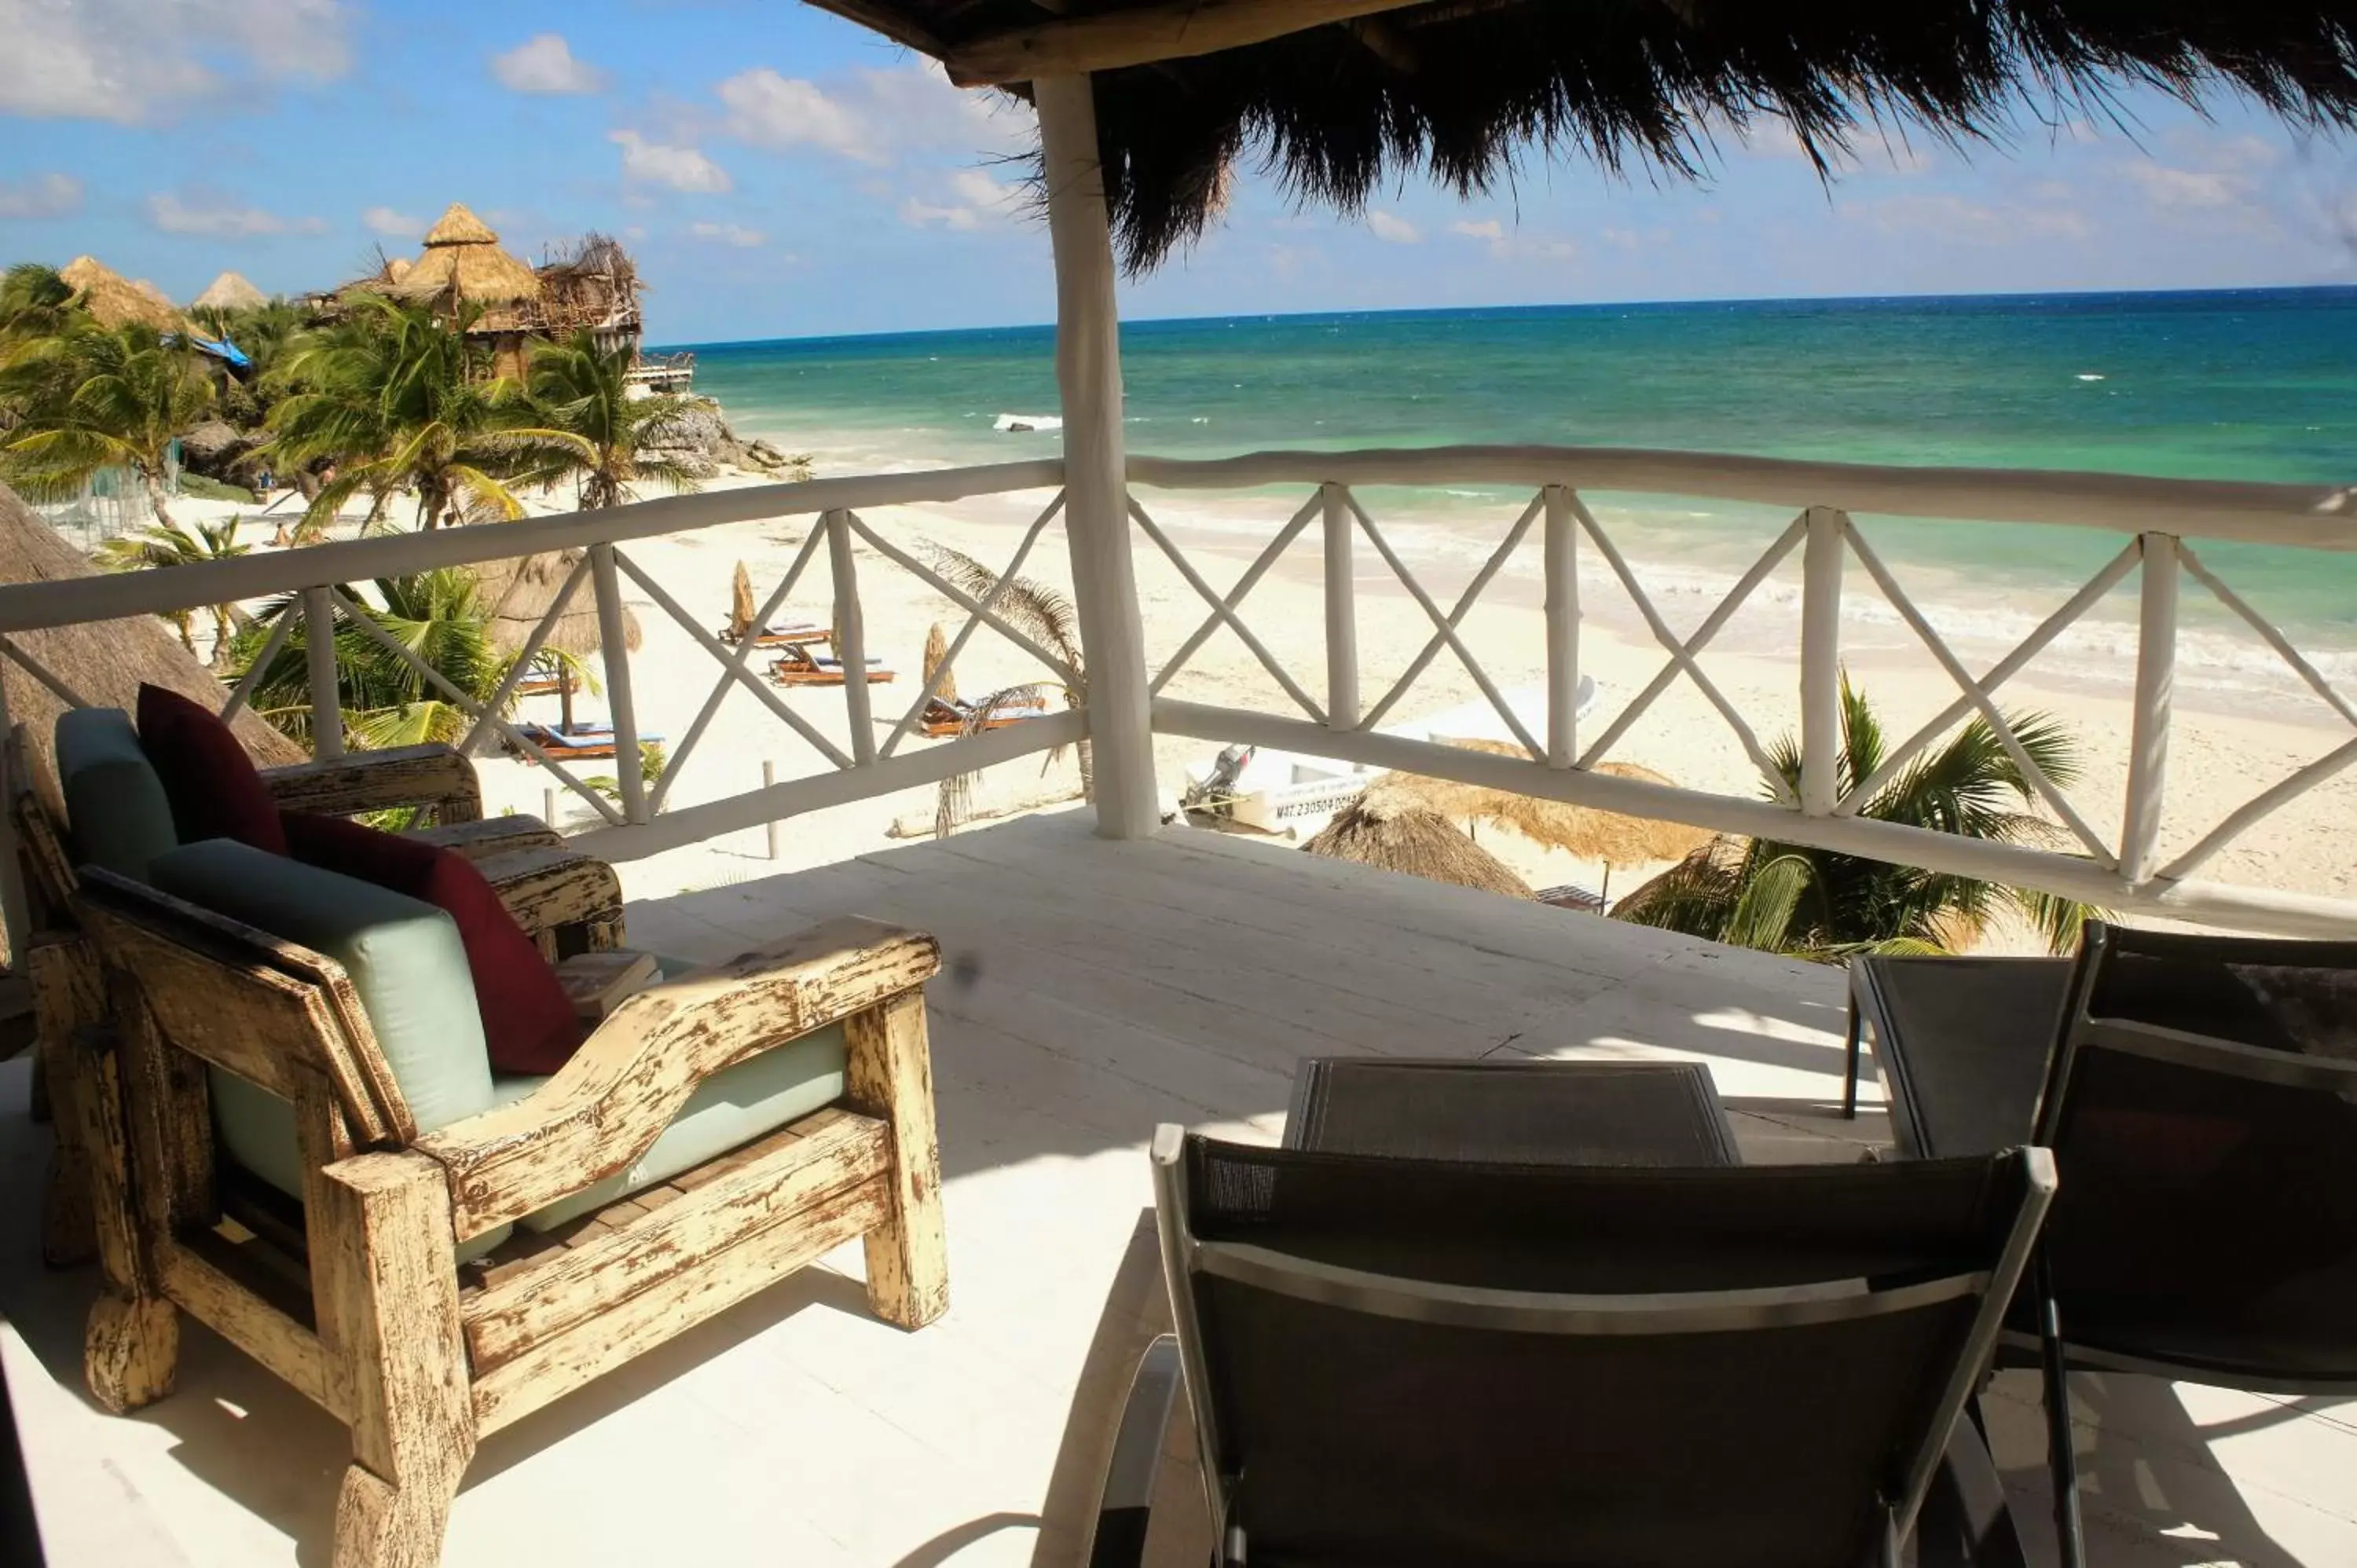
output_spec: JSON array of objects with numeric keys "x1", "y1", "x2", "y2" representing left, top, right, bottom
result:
[{"x1": 1181, "y1": 747, "x2": 1377, "y2": 836}]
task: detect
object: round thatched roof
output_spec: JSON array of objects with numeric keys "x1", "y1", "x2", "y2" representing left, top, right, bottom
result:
[
  {"x1": 816, "y1": 2, "x2": 2357, "y2": 273},
  {"x1": 193, "y1": 271, "x2": 266, "y2": 312},
  {"x1": 59, "y1": 255, "x2": 182, "y2": 332},
  {"x1": 391, "y1": 203, "x2": 540, "y2": 308},
  {"x1": 1383, "y1": 741, "x2": 1711, "y2": 866},
  {"x1": 0, "y1": 482, "x2": 305, "y2": 800},
  {"x1": 475, "y1": 550, "x2": 641, "y2": 658},
  {"x1": 1303, "y1": 793, "x2": 1533, "y2": 899}
]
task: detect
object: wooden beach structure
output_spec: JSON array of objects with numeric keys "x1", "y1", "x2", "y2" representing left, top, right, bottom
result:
[
  {"x1": 5, "y1": 3, "x2": 2357, "y2": 1566},
  {"x1": 386, "y1": 204, "x2": 544, "y2": 381}
]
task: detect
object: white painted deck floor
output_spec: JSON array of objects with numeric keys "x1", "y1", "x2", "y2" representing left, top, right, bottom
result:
[{"x1": 2, "y1": 808, "x2": 2353, "y2": 1566}]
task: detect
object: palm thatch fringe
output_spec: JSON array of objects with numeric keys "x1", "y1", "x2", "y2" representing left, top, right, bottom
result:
[
  {"x1": 1384, "y1": 739, "x2": 1711, "y2": 865},
  {"x1": 58, "y1": 256, "x2": 182, "y2": 332},
  {"x1": 475, "y1": 549, "x2": 641, "y2": 657},
  {"x1": 922, "y1": 621, "x2": 958, "y2": 705},
  {"x1": 1303, "y1": 791, "x2": 1533, "y2": 899},
  {"x1": 729, "y1": 562, "x2": 757, "y2": 642}
]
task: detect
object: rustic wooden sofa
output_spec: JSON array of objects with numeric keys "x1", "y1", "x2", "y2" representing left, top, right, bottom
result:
[
  {"x1": 9, "y1": 721, "x2": 624, "y2": 1268},
  {"x1": 68, "y1": 856, "x2": 945, "y2": 1568}
]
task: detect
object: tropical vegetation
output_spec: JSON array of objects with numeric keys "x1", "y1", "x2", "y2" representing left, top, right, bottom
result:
[
  {"x1": 93, "y1": 517, "x2": 248, "y2": 665},
  {"x1": 923, "y1": 543, "x2": 1084, "y2": 836},
  {"x1": 0, "y1": 321, "x2": 215, "y2": 527},
  {"x1": 524, "y1": 330, "x2": 700, "y2": 508},
  {"x1": 1610, "y1": 678, "x2": 2095, "y2": 958}
]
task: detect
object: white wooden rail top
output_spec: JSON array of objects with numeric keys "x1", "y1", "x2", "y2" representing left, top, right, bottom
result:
[{"x1": 0, "y1": 444, "x2": 2352, "y2": 942}]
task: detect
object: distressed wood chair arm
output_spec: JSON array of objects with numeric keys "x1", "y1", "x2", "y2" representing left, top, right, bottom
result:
[
  {"x1": 407, "y1": 816, "x2": 564, "y2": 862},
  {"x1": 471, "y1": 846, "x2": 625, "y2": 955},
  {"x1": 261, "y1": 745, "x2": 482, "y2": 825},
  {"x1": 416, "y1": 918, "x2": 940, "y2": 1239}
]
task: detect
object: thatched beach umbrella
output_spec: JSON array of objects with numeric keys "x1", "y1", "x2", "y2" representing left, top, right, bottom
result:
[
  {"x1": 192, "y1": 272, "x2": 266, "y2": 313},
  {"x1": 1387, "y1": 740, "x2": 1711, "y2": 866},
  {"x1": 0, "y1": 483, "x2": 304, "y2": 789},
  {"x1": 729, "y1": 562, "x2": 757, "y2": 643},
  {"x1": 1303, "y1": 792, "x2": 1533, "y2": 899},
  {"x1": 922, "y1": 622, "x2": 957, "y2": 705},
  {"x1": 58, "y1": 256, "x2": 181, "y2": 332},
  {"x1": 475, "y1": 550, "x2": 640, "y2": 731}
]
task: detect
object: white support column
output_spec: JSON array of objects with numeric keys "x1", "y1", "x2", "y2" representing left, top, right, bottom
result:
[
  {"x1": 827, "y1": 508, "x2": 877, "y2": 768},
  {"x1": 589, "y1": 543, "x2": 647, "y2": 824},
  {"x1": 1036, "y1": 71, "x2": 1159, "y2": 838},
  {"x1": 2121, "y1": 532, "x2": 2179, "y2": 888},
  {"x1": 1321, "y1": 482, "x2": 1358, "y2": 730},
  {"x1": 1543, "y1": 485, "x2": 1578, "y2": 768},
  {"x1": 1799, "y1": 506, "x2": 1845, "y2": 815},
  {"x1": 302, "y1": 585, "x2": 343, "y2": 760}
]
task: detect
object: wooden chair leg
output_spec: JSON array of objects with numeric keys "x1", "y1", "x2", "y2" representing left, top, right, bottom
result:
[
  {"x1": 73, "y1": 1027, "x2": 176, "y2": 1411},
  {"x1": 30, "y1": 940, "x2": 106, "y2": 1268},
  {"x1": 845, "y1": 991, "x2": 949, "y2": 1329},
  {"x1": 314, "y1": 1151, "x2": 475, "y2": 1568}
]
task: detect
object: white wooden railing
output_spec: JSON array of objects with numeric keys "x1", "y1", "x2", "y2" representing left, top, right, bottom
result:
[{"x1": 0, "y1": 445, "x2": 2352, "y2": 943}]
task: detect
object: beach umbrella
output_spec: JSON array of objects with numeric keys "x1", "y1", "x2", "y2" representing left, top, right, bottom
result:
[
  {"x1": 1385, "y1": 740, "x2": 1711, "y2": 866},
  {"x1": 192, "y1": 272, "x2": 266, "y2": 313},
  {"x1": 729, "y1": 562, "x2": 757, "y2": 643},
  {"x1": 922, "y1": 622, "x2": 957, "y2": 705},
  {"x1": 475, "y1": 551, "x2": 641, "y2": 658},
  {"x1": 0, "y1": 482, "x2": 305, "y2": 792},
  {"x1": 1303, "y1": 792, "x2": 1533, "y2": 899}
]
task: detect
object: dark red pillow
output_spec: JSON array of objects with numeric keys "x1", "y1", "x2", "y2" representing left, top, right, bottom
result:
[
  {"x1": 281, "y1": 811, "x2": 586, "y2": 1074},
  {"x1": 137, "y1": 683, "x2": 288, "y2": 855}
]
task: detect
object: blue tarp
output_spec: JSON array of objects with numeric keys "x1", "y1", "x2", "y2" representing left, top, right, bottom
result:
[{"x1": 185, "y1": 333, "x2": 251, "y2": 369}]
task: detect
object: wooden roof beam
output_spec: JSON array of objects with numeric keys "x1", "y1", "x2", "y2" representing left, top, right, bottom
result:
[{"x1": 945, "y1": 0, "x2": 1434, "y2": 86}]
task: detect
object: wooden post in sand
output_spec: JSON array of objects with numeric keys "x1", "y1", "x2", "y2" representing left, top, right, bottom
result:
[{"x1": 1036, "y1": 73, "x2": 1159, "y2": 839}]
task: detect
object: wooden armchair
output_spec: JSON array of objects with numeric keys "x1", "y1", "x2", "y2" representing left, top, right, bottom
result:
[
  {"x1": 70, "y1": 866, "x2": 946, "y2": 1568},
  {"x1": 9, "y1": 727, "x2": 625, "y2": 1266}
]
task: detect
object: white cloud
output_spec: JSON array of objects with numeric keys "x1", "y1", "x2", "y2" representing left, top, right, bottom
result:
[
  {"x1": 147, "y1": 190, "x2": 325, "y2": 237},
  {"x1": 689, "y1": 221, "x2": 764, "y2": 248},
  {"x1": 610, "y1": 130, "x2": 732, "y2": 193},
  {"x1": 489, "y1": 33, "x2": 607, "y2": 95},
  {"x1": 361, "y1": 205, "x2": 425, "y2": 239},
  {"x1": 1841, "y1": 192, "x2": 2093, "y2": 244},
  {"x1": 899, "y1": 168, "x2": 1025, "y2": 231},
  {"x1": 718, "y1": 68, "x2": 871, "y2": 159},
  {"x1": 1365, "y1": 211, "x2": 1420, "y2": 244},
  {"x1": 1449, "y1": 218, "x2": 1504, "y2": 242},
  {"x1": 0, "y1": 0, "x2": 349, "y2": 123},
  {"x1": 0, "y1": 173, "x2": 82, "y2": 220},
  {"x1": 2117, "y1": 163, "x2": 2242, "y2": 210}
]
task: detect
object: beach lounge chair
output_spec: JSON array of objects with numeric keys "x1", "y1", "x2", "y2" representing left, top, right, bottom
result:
[
  {"x1": 71, "y1": 856, "x2": 947, "y2": 1567},
  {"x1": 1090, "y1": 1127, "x2": 2052, "y2": 1568},
  {"x1": 768, "y1": 645, "x2": 896, "y2": 687},
  {"x1": 511, "y1": 723, "x2": 668, "y2": 762},
  {"x1": 512, "y1": 669, "x2": 577, "y2": 701},
  {"x1": 720, "y1": 617, "x2": 834, "y2": 650},
  {"x1": 918, "y1": 692, "x2": 1049, "y2": 738},
  {"x1": 1846, "y1": 921, "x2": 2357, "y2": 1568}
]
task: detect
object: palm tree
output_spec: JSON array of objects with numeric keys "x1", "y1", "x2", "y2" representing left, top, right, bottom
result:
[
  {"x1": 266, "y1": 295, "x2": 579, "y2": 537},
  {"x1": 93, "y1": 516, "x2": 249, "y2": 665},
  {"x1": 923, "y1": 543, "x2": 1084, "y2": 835},
  {"x1": 523, "y1": 330, "x2": 702, "y2": 508},
  {"x1": 0, "y1": 263, "x2": 81, "y2": 369},
  {"x1": 231, "y1": 569, "x2": 516, "y2": 752},
  {"x1": 1611, "y1": 677, "x2": 2095, "y2": 958},
  {"x1": 0, "y1": 322, "x2": 214, "y2": 528}
]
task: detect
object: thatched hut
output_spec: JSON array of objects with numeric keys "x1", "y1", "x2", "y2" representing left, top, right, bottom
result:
[
  {"x1": 1384, "y1": 742, "x2": 1710, "y2": 867},
  {"x1": 389, "y1": 203, "x2": 543, "y2": 377},
  {"x1": 1303, "y1": 793, "x2": 1533, "y2": 899},
  {"x1": 0, "y1": 482, "x2": 303, "y2": 800},
  {"x1": 535, "y1": 233, "x2": 644, "y2": 359},
  {"x1": 58, "y1": 256, "x2": 182, "y2": 333},
  {"x1": 192, "y1": 272, "x2": 266, "y2": 313}
]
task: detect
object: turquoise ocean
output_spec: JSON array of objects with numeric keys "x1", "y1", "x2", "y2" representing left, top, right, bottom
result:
[{"x1": 671, "y1": 288, "x2": 2357, "y2": 687}]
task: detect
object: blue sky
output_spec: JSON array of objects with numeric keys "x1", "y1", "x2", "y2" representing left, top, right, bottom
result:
[{"x1": 4, "y1": 0, "x2": 2356, "y2": 345}]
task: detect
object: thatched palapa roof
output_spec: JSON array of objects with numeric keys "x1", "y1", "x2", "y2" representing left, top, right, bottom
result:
[
  {"x1": 807, "y1": 1, "x2": 2357, "y2": 272},
  {"x1": 59, "y1": 256, "x2": 183, "y2": 333},
  {"x1": 475, "y1": 550, "x2": 642, "y2": 658},
  {"x1": 1303, "y1": 792, "x2": 1533, "y2": 899},
  {"x1": 1384, "y1": 741, "x2": 1711, "y2": 866},
  {"x1": 390, "y1": 203, "x2": 541, "y2": 319},
  {"x1": 193, "y1": 271, "x2": 267, "y2": 313}
]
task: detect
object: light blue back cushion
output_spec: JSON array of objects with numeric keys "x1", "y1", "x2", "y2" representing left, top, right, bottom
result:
[
  {"x1": 148, "y1": 841, "x2": 505, "y2": 1255},
  {"x1": 55, "y1": 708, "x2": 178, "y2": 882},
  {"x1": 509, "y1": 954, "x2": 847, "y2": 1231}
]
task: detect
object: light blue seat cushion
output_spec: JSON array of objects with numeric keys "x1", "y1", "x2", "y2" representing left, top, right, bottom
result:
[
  {"x1": 148, "y1": 839, "x2": 508, "y2": 1258},
  {"x1": 55, "y1": 708, "x2": 177, "y2": 882},
  {"x1": 510, "y1": 954, "x2": 847, "y2": 1232}
]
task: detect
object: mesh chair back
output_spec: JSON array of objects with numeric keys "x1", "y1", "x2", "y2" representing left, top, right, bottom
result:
[
  {"x1": 2031, "y1": 922, "x2": 2357, "y2": 1387},
  {"x1": 1159, "y1": 1134, "x2": 2051, "y2": 1568}
]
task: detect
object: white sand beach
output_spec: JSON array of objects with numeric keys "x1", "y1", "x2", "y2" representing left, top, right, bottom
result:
[{"x1": 155, "y1": 463, "x2": 2357, "y2": 951}]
